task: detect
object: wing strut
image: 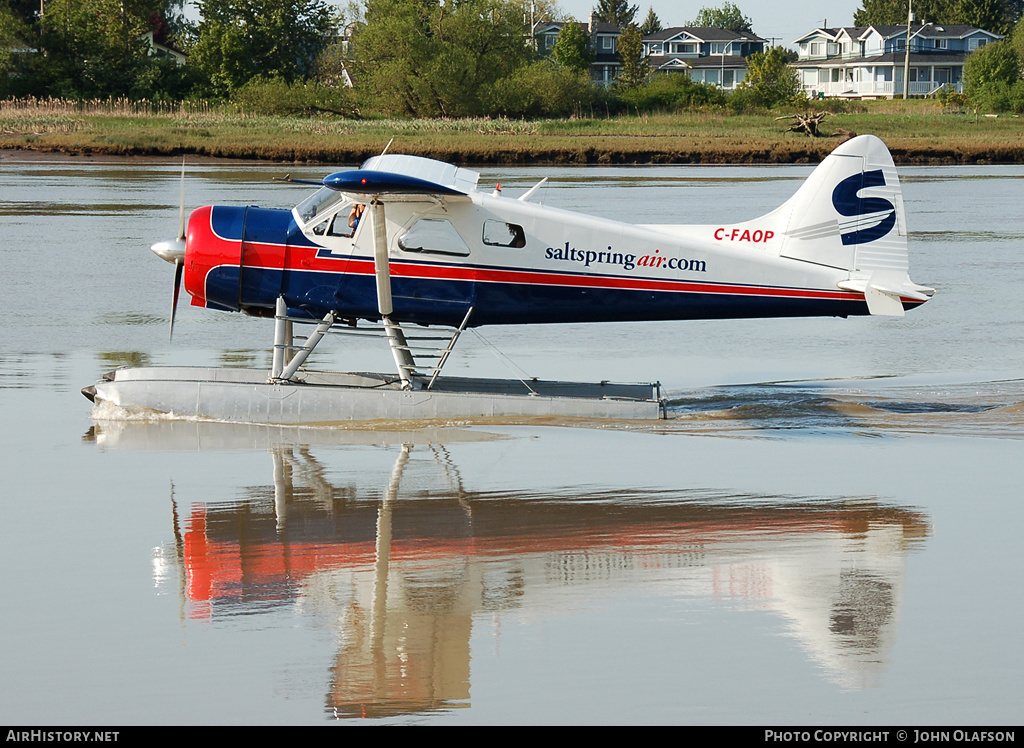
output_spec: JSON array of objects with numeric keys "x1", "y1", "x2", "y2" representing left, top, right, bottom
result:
[
  {"x1": 267, "y1": 195, "x2": 469, "y2": 388},
  {"x1": 371, "y1": 198, "x2": 418, "y2": 389}
]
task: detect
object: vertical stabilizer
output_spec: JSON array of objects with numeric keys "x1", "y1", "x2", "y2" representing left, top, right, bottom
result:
[{"x1": 700, "y1": 135, "x2": 933, "y2": 316}]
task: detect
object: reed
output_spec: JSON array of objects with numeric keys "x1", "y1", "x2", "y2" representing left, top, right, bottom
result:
[{"x1": 1, "y1": 97, "x2": 1022, "y2": 164}]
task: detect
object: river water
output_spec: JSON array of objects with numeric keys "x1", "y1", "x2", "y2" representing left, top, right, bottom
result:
[{"x1": 1, "y1": 152, "x2": 1022, "y2": 725}]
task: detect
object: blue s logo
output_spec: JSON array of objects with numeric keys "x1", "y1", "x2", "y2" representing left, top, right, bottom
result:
[{"x1": 831, "y1": 169, "x2": 896, "y2": 246}]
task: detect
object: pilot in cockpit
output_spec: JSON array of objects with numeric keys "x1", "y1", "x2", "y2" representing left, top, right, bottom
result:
[{"x1": 348, "y1": 203, "x2": 365, "y2": 230}]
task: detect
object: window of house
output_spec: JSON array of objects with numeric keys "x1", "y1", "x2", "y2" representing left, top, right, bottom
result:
[
  {"x1": 934, "y1": 38, "x2": 948, "y2": 49},
  {"x1": 809, "y1": 42, "x2": 822, "y2": 56},
  {"x1": 482, "y1": 221, "x2": 526, "y2": 248},
  {"x1": 601, "y1": 36, "x2": 615, "y2": 52},
  {"x1": 711, "y1": 43, "x2": 727, "y2": 54},
  {"x1": 398, "y1": 219, "x2": 471, "y2": 256}
]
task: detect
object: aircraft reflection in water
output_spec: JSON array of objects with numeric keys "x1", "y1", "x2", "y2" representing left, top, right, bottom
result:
[{"x1": 88, "y1": 421, "x2": 929, "y2": 716}]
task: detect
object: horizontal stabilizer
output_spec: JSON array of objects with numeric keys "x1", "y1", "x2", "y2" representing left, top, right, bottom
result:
[{"x1": 837, "y1": 271, "x2": 935, "y2": 316}]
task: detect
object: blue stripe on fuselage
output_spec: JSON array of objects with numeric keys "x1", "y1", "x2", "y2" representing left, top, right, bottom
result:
[{"x1": 204, "y1": 265, "x2": 872, "y2": 324}]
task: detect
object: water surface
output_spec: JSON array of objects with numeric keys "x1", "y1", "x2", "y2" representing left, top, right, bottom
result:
[{"x1": 1, "y1": 153, "x2": 1021, "y2": 724}]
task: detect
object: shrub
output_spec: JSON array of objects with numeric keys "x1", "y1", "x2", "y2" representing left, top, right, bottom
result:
[
  {"x1": 230, "y1": 76, "x2": 357, "y2": 117},
  {"x1": 484, "y1": 61, "x2": 599, "y2": 118},
  {"x1": 617, "y1": 73, "x2": 727, "y2": 111}
]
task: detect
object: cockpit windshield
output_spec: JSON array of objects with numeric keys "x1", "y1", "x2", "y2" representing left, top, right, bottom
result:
[{"x1": 295, "y1": 186, "x2": 345, "y2": 227}]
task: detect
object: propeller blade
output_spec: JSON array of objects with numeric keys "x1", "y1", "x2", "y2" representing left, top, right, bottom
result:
[{"x1": 170, "y1": 257, "x2": 183, "y2": 341}]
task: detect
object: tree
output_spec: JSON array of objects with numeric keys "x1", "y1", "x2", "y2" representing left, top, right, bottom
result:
[
  {"x1": 639, "y1": 7, "x2": 662, "y2": 34},
  {"x1": 689, "y1": 3, "x2": 753, "y2": 33},
  {"x1": 35, "y1": 0, "x2": 156, "y2": 98},
  {"x1": 734, "y1": 45, "x2": 802, "y2": 107},
  {"x1": 854, "y1": 0, "x2": 1015, "y2": 35},
  {"x1": 350, "y1": 0, "x2": 534, "y2": 117},
  {"x1": 953, "y1": 0, "x2": 1015, "y2": 33},
  {"x1": 191, "y1": 0, "x2": 335, "y2": 95},
  {"x1": 0, "y1": 4, "x2": 31, "y2": 96},
  {"x1": 592, "y1": 0, "x2": 638, "y2": 27},
  {"x1": 963, "y1": 37, "x2": 1024, "y2": 109},
  {"x1": 615, "y1": 23, "x2": 648, "y2": 88},
  {"x1": 551, "y1": 20, "x2": 593, "y2": 75},
  {"x1": 640, "y1": 7, "x2": 662, "y2": 34},
  {"x1": 1012, "y1": 15, "x2": 1024, "y2": 61}
]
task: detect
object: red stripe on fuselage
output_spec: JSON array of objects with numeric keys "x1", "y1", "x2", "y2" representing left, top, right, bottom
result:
[
  {"x1": 190, "y1": 228, "x2": 891, "y2": 306},
  {"x1": 267, "y1": 241, "x2": 863, "y2": 302}
]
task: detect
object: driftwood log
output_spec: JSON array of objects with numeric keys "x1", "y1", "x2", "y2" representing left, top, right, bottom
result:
[{"x1": 775, "y1": 111, "x2": 832, "y2": 137}]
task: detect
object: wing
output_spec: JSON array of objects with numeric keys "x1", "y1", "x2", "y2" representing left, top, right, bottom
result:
[{"x1": 322, "y1": 155, "x2": 480, "y2": 203}]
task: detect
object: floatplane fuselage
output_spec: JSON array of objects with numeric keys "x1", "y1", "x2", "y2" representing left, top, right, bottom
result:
[{"x1": 85, "y1": 135, "x2": 932, "y2": 422}]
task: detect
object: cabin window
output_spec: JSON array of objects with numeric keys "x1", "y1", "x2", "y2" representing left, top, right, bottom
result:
[
  {"x1": 398, "y1": 218, "x2": 471, "y2": 256},
  {"x1": 296, "y1": 187, "x2": 344, "y2": 227},
  {"x1": 482, "y1": 220, "x2": 526, "y2": 248}
]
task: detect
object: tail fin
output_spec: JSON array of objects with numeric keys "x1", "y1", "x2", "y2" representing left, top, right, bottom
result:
[{"x1": 710, "y1": 135, "x2": 933, "y2": 316}]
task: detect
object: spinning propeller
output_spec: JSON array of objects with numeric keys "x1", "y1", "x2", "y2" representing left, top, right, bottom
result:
[{"x1": 150, "y1": 161, "x2": 188, "y2": 340}]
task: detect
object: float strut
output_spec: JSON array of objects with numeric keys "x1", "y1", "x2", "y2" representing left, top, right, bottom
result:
[{"x1": 271, "y1": 296, "x2": 293, "y2": 380}]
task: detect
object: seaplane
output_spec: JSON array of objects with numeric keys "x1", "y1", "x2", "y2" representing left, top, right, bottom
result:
[{"x1": 82, "y1": 134, "x2": 933, "y2": 424}]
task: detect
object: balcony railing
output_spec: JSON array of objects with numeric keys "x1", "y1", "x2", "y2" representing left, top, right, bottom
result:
[{"x1": 803, "y1": 80, "x2": 961, "y2": 97}]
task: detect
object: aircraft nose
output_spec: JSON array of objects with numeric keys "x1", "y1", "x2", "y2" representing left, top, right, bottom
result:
[{"x1": 151, "y1": 237, "x2": 186, "y2": 264}]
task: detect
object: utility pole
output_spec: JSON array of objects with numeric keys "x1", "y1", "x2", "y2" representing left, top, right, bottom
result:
[{"x1": 903, "y1": 0, "x2": 913, "y2": 99}]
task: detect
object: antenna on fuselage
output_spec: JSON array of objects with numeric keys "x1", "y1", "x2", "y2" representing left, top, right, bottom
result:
[{"x1": 518, "y1": 177, "x2": 548, "y2": 203}]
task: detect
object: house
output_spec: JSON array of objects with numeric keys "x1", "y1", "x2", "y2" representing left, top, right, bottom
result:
[
  {"x1": 642, "y1": 27, "x2": 766, "y2": 90},
  {"x1": 536, "y1": 21, "x2": 767, "y2": 90},
  {"x1": 793, "y1": 23, "x2": 1003, "y2": 98},
  {"x1": 533, "y1": 17, "x2": 623, "y2": 85},
  {"x1": 141, "y1": 29, "x2": 186, "y2": 66},
  {"x1": 590, "y1": 20, "x2": 622, "y2": 85}
]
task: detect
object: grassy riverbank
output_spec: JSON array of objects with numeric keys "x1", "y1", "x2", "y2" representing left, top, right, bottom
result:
[{"x1": 2, "y1": 98, "x2": 1022, "y2": 165}]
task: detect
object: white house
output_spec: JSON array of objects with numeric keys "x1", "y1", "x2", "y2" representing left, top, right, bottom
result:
[
  {"x1": 793, "y1": 23, "x2": 1003, "y2": 98},
  {"x1": 141, "y1": 30, "x2": 187, "y2": 66}
]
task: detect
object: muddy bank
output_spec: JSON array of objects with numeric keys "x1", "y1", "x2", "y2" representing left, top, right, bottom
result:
[{"x1": 4, "y1": 139, "x2": 1024, "y2": 166}]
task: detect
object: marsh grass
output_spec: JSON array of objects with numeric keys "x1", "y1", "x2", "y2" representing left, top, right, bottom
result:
[{"x1": 1, "y1": 97, "x2": 1021, "y2": 164}]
